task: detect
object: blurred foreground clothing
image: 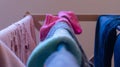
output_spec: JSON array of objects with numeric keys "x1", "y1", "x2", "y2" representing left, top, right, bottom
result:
[{"x1": 0, "y1": 40, "x2": 25, "y2": 67}]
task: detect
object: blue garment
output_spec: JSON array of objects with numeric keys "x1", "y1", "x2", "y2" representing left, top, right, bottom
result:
[
  {"x1": 114, "y1": 34, "x2": 120, "y2": 67},
  {"x1": 94, "y1": 15, "x2": 120, "y2": 67},
  {"x1": 44, "y1": 44, "x2": 79, "y2": 67}
]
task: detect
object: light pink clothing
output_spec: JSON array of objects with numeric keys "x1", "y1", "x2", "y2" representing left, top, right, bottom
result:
[
  {"x1": 0, "y1": 15, "x2": 36, "y2": 64},
  {"x1": 0, "y1": 40, "x2": 25, "y2": 67}
]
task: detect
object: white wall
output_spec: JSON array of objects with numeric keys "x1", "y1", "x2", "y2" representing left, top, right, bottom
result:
[{"x1": 0, "y1": 1, "x2": 120, "y2": 65}]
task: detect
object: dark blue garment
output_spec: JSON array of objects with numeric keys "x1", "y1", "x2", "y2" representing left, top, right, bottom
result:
[
  {"x1": 114, "y1": 34, "x2": 120, "y2": 67},
  {"x1": 94, "y1": 15, "x2": 120, "y2": 67}
]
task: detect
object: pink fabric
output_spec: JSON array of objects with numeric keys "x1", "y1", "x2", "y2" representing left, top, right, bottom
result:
[
  {"x1": 0, "y1": 15, "x2": 36, "y2": 64},
  {"x1": 58, "y1": 11, "x2": 82, "y2": 34},
  {"x1": 40, "y1": 14, "x2": 70, "y2": 41},
  {"x1": 0, "y1": 40, "x2": 25, "y2": 67},
  {"x1": 40, "y1": 11, "x2": 82, "y2": 41},
  {"x1": 40, "y1": 14, "x2": 59, "y2": 41}
]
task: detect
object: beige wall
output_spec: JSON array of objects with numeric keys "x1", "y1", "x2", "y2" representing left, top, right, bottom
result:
[
  {"x1": 1, "y1": 0, "x2": 120, "y2": 29},
  {"x1": 0, "y1": 1, "x2": 120, "y2": 65}
]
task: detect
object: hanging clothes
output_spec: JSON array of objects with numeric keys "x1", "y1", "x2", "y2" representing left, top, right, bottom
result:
[
  {"x1": 27, "y1": 21, "x2": 92, "y2": 67},
  {"x1": 40, "y1": 11, "x2": 82, "y2": 41},
  {"x1": 0, "y1": 40, "x2": 25, "y2": 67},
  {"x1": 94, "y1": 15, "x2": 120, "y2": 67},
  {"x1": 0, "y1": 15, "x2": 37, "y2": 64},
  {"x1": 45, "y1": 21, "x2": 92, "y2": 67}
]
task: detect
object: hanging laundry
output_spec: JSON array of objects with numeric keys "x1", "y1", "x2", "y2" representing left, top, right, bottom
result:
[
  {"x1": 94, "y1": 15, "x2": 120, "y2": 67},
  {"x1": 27, "y1": 21, "x2": 92, "y2": 67},
  {"x1": 0, "y1": 40, "x2": 25, "y2": 67},
  {"x1": 40, "y1": 11, "x2": 82, "y2": 41},
  {"x1": 45, "y1": 21, "x2": 92, "y2": 67},
  {"x1": 0, "y1": 15, "x2": 37, "y2": 64}
]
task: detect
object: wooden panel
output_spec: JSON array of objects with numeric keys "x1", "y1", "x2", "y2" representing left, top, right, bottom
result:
[
  {"x1": 77, "y1": 15, "x2": 99, "y2": 21},
  {"x1": 32, "y1": 15, "x2": 99, "y2": 21}
]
